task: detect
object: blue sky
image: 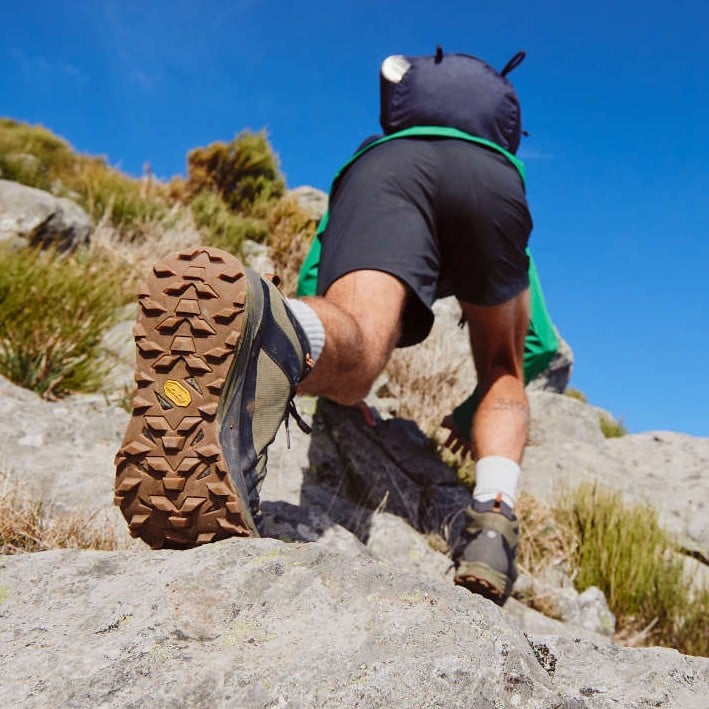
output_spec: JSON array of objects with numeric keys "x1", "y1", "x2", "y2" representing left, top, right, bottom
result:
[{"x1": 2, "y1": 1, "x2": 708, "y2": 436}]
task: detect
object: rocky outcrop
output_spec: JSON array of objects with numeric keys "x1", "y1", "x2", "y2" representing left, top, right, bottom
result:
[
  {"x1": 291, "y1": 184, "x2": 328, "y2": 220},
  {"x1": 523, "y1": 391, "x2": 709, "y2": 556},
  {"x1": 0, "y1": 371, "x2": 708, "y2": 704},
  {"x1": 527, "y1": 328, "x2": 574, "y2": 393},
  {"x1": 0, "y1": 331, "x2": 706, "y2": 706},
  {"x1": 2, "y1": 538, "x2": 707, "y2": 708},
  {"x1": 307, "y1": 398, "x2": 472, "y2": 537},
  {"x1": 0, "y1": 179, "x2": 92, "y2": 251}
]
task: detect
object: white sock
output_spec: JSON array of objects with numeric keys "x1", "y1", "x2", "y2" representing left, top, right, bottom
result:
[
  {"x1": 285, "y1": 298, "x2": 325, "y2": 363},
  {"x1": 473, "y1": 456, "x2": 521, "y2": 509}
]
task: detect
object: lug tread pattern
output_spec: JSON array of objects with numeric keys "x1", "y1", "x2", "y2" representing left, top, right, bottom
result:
[
  {"x1": 114, "y1": 247, "x2": 253, "y2": 549},
  {"x1": 454, "y1": 574, "x2": 507, "y2": 606}
]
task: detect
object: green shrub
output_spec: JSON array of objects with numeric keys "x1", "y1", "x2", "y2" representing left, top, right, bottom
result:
[
  {"x1": 554, "y1": 482, "x2": 708, "y2": 656},
  {"x1": 599, "y1": 412, "x2": 627, "y2": 438},
  {"x1": 191, "y1": 191, "x2": 268, "y2": 254},
  {"x1": 0, "y1": 245, "x2": 129, "y2": 397},
  {"x1": 0, "y1": 118, "x2": 75, "y2": 191},
  {"x1": 74, "y1": 158, "x2": 166, "y2": 237},
  {"x1": 0, "y1": 118, "x2": 167, "y2": 238},
  {"x1": 187, "y1": 129, "x2": 285, "y2": 218}
]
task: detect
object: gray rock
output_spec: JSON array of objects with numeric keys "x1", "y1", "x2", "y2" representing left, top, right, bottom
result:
[
  {"x1": 527, "y1": 329, "x2": 574, "y2": 393},
  {"x1": 2, "y1": 540, "x2": 707, "y2": 708},
  {"x1": 307, "y1": 398, "x2": 473, "y2": 537},
  {"x1": 0, "y1": 374, "x2": 131, "y2": 542},
  {"x1": 525, "y1": 635, "x2": 708, "y2": 708},
  {"x1": 523, "y1": 391, "x2": 709, "y2": 555},
  {"x1": 528, "y1": 390, "x2": 607, "y2": 447},
  {"x1": 504, "y1": 598, "x2": 613, "y2": 644},
  {"x1": 554, "y1": 586, "x2": 617, "y2": 637},
  {"x1": 0, "y1": 179, "x2": 92, "y2": 251},
  {"x1": 1, "y1": 370, "x2": 707, "y2": 706},
  {"x1": 515, "y1": 563, "x2": 615, "y2": 637},
  {"x1": 0, "y1": 540, "x2": 553, "y2": 707},
  {"x1": 290, "y1": 185, "x2": 328, "y2": 220},
  {"x1": 240, "y1": 238, "x2": 275, "y2": 275},
  {"x1": 365, "y1": 511, "x2": 454, "y2": 582}
]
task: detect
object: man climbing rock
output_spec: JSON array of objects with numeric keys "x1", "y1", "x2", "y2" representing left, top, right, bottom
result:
[{"x1": 115, "y1": 48, "x2": 546, "y2": 606}]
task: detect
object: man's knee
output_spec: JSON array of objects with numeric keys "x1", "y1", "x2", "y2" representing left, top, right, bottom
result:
[
  {"x1": 325, "y1": 375, "x2": 378, "y2": 407},
  {"x1": 323, "y1": 270, "x2": 407, "y2": 339},
  {"x1": 297, "y1": 270, "x2": 407, "y2": 404}
]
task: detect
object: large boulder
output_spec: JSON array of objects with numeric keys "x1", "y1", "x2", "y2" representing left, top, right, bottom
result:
[
  {"x1": 0, "y1": 179, "x2": 92, "y2": 251},
  {"x1": 1, "y1": 371, "x2": 707, "y2": 705},
  {"x1": 1, "y1": 539, "x2": 707, "y2": 708}
]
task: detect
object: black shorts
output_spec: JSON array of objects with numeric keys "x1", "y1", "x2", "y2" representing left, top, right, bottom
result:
[{"x1": 316, "y1": 137, "x2": 532, "y2": 346}]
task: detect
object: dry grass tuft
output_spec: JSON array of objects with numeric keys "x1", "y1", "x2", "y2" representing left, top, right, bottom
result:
[
  {"x1": 383, "y1": 346, "x2": 468, "y2": 436},
  {"x1": 191, "y1": 190, "x2": 268, "y2": 255},
  {"x1": 513, "y1": 492, "x2": 575, "y2": 618},
  {"x1": 89, "y1": 207, "x2": 203, "y2": 276},
  {"x1": 0, "y1": 473, "x2": 121, "y2": 554},
  {"x1": 516, "y1": 492, "x2": 572, "y2": 576},
  {"x1": 564, "y1": 387, "x2": 588, "y2": 403},
  {"x1": 266, "y1": 195, "x2": 317, "y2": 295},
  {"x1": 598, "y1": 412, "x2": 627, "y2": 438},
  {"x1": 554, "y1": 482, "x2": 708, "y2": 656},
  {"x1": 186, "y1": 129, "x2": 284, "y2": 218}
]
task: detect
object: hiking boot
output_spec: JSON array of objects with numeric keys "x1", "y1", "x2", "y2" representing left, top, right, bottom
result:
[
  {"x1": 114, "y1": 247, "x2": 310, "y2": 549},
  {"x1": 453, "y1": 498, "x2": 519, "y2": 605}
]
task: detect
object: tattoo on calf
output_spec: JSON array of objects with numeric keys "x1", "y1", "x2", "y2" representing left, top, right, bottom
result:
[{"x1": 492, "y1": 397, "x2": 530, "y2": 421}]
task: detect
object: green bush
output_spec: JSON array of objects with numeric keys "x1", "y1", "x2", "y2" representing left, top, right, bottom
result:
[
  {"x1": 191, "y1": 191, "x2": 269, "y2": 254},
  {"x1": 554, "y1": 482, "x2": 708, "y2": 656},
  {"x1": 187, "y1": 130, "x2": 285, "y2": 218},
  {"x1": 0, "y1": 118, "x2": 75, "y2": 191},
  {"x1": 74, "y1": 158, "x2": 166, "y2": 237},
  {"x1": 0, "y1": 245, "x2": 129, "y2": 398}
]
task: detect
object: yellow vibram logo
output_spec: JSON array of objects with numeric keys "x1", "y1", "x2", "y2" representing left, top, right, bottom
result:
[{"x1": 163, "y1": 380, "x2": 192, "y2": 407}]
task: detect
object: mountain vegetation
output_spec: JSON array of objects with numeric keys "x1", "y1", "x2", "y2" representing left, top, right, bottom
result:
[{"x1": 0, "y1": 118, "x2": 705, "y2": 658}]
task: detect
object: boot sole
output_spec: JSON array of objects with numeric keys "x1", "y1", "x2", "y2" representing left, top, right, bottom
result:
[
  {"x1": 114, "y1": 247, "x2": 256, "y2": 549},
  {"x1": 454, "y1": 573, "x2": 507, "y2": 606}
]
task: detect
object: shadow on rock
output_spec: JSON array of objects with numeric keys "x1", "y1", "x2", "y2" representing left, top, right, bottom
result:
[{"x1": 301, "y1": 398, "x2": 472, "y2": 547}]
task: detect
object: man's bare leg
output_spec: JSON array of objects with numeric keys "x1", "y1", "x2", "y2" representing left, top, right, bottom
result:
[
  {"x1": 460, "y1": 289, "x2": 530, "y2": 463},
  {"x1": 296, "y1": 270, "x2": 407, "y2": 405},
  {"x1": 453, "y1": 289, "x2": 530, "y2": 604}
]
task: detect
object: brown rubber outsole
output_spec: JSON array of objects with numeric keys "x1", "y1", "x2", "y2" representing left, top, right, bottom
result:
[
  {"x1": 454, "y1": 574, "x2": 507, "y2": 606},
  {"x1": 114, "y1": 247, "x2": 255, "y2": 549}
]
